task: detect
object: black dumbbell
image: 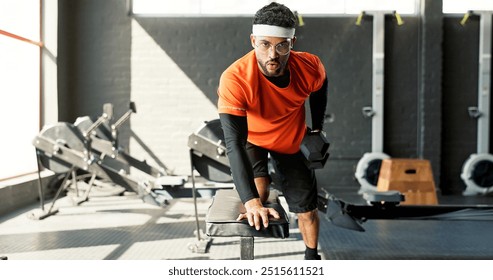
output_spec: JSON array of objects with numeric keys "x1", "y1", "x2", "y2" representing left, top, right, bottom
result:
[{"x1": 300, "y1": 131, "x2": 330, "y2": 169}]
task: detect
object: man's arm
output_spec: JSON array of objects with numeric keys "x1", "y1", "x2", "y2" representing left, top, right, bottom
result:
[
  {"x1": 309, "y1": 76, "x2": 328, "y2": 131},
  {"x1": 219, "y1": 113, "x2": 280, "y2": 230},
  {"x1": 219, "y1": 113, "x2": 259, "y2": 202}
]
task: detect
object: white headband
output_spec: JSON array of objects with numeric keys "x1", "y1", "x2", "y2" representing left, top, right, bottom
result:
[{"x1": 252, "y1": 24, "x2": 295, "y2": 38}]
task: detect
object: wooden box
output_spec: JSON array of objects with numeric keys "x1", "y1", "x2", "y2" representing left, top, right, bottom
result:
[{"x1": 377, "y1": 158, "x2": 438, "y2": 205}]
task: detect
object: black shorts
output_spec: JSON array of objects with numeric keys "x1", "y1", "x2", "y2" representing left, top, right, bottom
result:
[{"x1": 245, "y1": 142, "x2": 318, "y2": 213}]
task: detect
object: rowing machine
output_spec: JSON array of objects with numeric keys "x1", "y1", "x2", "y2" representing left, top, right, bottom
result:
[
  {"x1": 318, "y1": 189, "x2": 493, "y2": 232},
  {"x1": 73, "y1": 102, "x2": 185, "y2": 185},
  {"x1": 31, "y1": 102, "x2": 185, "y2": 219}
]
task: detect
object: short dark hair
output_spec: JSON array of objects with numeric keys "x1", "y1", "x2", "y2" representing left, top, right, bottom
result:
[{"x1": 253, "y1": 2, "x2": 296, "y2": 28}]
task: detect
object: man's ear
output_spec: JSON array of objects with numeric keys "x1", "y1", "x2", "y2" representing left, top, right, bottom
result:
[
  {"x1": 291, "y1": 36, "x2": 297, "y2": 47},
  {"x1": 250, "y1": 34, "x2": 256, "y2": 49}
]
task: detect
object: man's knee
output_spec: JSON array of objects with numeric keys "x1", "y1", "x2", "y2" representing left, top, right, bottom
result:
[{"x1": 297, "y1": 209, "x2": 319, "y2": 224}]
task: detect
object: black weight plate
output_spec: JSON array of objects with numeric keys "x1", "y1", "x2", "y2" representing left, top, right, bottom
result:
[
  {"x1": 191, "y1": 153, "x2": 232, "y2": 183},
  {"x1": 364, "y1": 159, "x2": 383, "y2": 186},
  {"x1": 471, "y1": 160, "x2": 493, "y2": 188}
]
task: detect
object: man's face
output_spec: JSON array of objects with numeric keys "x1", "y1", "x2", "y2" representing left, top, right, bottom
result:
[{"x1": 251, "y1": 35, "x2": 294, "y2": 77}]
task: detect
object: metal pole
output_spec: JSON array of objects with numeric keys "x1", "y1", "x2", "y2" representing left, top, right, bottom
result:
[
  {"x1": 35, "y1": 148, "x2": 45, "y2": 211},
  {"x1": 371, "y1": 12, "x2": 386, "y2": 153},
  {"x1": 190, "y1": 150, "x2": 202, "y2": 241},
  {"x1": 240, "y1": 237, "x2": 254, "y2": 260},
  {"x1": 477, "y1": 12, "x2": 492, "y2": 154}
]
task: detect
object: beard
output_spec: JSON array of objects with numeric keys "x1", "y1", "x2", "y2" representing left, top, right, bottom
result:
[{"x1": 257, "y1": 57, "x2": 288, "y2": 77}]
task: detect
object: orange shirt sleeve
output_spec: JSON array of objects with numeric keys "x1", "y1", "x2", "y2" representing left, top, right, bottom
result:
[
  {"x1": 304, "y1": 53, "x2": 326, "y2": 93},
  {"x1": 217, "y1": 72, "x2": 247, "y2": 117},
  {"x1": 313, "y1": 56, "x2": 326, "y2": 92}
]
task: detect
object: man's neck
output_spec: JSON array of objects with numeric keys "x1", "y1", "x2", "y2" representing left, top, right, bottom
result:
[{"x1": 265, "y1": 70, "x2": 290, "y2": 88}]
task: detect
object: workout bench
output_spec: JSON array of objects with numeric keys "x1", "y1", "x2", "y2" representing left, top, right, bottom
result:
[
  {"x1": 188, "y1": 120, "x2": 290, "y2": 258},
  {"x1": 205, "y1": 189, "x2": 290, "y2": 260}
]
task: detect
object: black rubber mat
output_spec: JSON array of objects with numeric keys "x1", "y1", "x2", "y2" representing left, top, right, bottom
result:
[
  {"x1": 319, "y1": 213, "x2": 493, "y2": 259},
  {"x1": 317, "y1": 186, "x2": 493, "y2": 259}
]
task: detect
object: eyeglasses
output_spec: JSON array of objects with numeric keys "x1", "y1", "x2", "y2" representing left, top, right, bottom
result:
[{"x1": 254, "y1": 39, "x2": 292, "y2": 56}]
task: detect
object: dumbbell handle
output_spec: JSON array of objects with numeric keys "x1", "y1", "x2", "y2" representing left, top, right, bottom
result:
[{"x1": 301, "y1": 130, "x2": 330, "y2": 169}]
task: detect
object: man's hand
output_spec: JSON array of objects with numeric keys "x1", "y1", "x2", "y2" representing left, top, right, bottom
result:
[{"x1": 237, "y1": 198, "x2": 280, "y2": 230}]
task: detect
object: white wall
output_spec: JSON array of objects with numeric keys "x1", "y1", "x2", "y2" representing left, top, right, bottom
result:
[{"x1": 130, "y1": 20, "x2": 219, "y2": 176}]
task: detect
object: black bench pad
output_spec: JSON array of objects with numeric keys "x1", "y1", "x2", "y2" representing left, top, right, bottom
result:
[{"x1": 206, "y1": 189, "x2": 290, "y2": 238}]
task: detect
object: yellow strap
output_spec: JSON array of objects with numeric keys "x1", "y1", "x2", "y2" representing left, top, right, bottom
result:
[
  {"x1": 355, "y1": 12, "x2": 365, "y2": 26},
  {"x1": 394, "y1": 11, "x2": 404, "y2": 26},
  {"x1": 460, "y1": 11, "x2": 472, "y2": 26}
]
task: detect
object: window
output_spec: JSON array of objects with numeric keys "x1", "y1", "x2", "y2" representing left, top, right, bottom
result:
[
  {"x1": 131, "y1": 0, "x2": 417, "y2": 16},
  {"x1": 0, "y1": 0, "x2": 41, "y2": 180},
  {"x1": 443, "y1": 0, "x2": 493, "y2": 14}
]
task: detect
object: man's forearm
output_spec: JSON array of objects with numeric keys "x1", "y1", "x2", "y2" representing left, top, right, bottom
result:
[
  {"x1": 309, "y1": 77, "x2": 328, "y2": 131},
  {"x1": 219, "y1": 113, "x2": 260, "y2": 203}
]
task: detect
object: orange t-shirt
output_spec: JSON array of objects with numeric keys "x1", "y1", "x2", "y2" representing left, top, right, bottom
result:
[{"x1": 217, "y1": 50, "x2": 326, "y2": 154}]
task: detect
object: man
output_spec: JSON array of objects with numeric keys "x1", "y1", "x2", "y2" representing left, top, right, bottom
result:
[{"x1": 217, "y1": 2, "x2": 328, "y2": 260}]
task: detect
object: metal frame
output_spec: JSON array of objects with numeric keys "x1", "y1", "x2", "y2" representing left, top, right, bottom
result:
[
  {"x1": 355, "y1": 11, "x2": 400, "y2": 193},
  {"x1": 476, "y1": 12, "x2": 491, "y2": 154},
  {"x1": 461, "y1": 12, "x2": 493, "y2": 195},
  {"x1": 370, "y1": 11, "x2": 387, "y2": 153},
  {"x1": 240, "y1": 237, "x2": 254, "y2": 260}
]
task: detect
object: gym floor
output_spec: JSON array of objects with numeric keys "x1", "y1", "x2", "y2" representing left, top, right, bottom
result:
[{"x1": 1, "y1": 182, "x2": 493, "y2": 260}]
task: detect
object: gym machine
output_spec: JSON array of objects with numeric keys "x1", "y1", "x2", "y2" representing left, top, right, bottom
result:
[
  {"x1": 30, "y1": 102, "x2": 186, "y2": 219},
  {"x1": 459, "y1": 11, "x2": 493, "y2": 195},
  {"x1": 354, "y1": 11, "x2": 404, "y2": 194},
  {"x1": 73, "y1": 102, "x2": 181, "y2": 186},
  {"x1": 186, "y1": 119, "x2": 232, "y2": 253},
  {"x1": 318, "y1": 189, "x2": 493, "y2": 232}
]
